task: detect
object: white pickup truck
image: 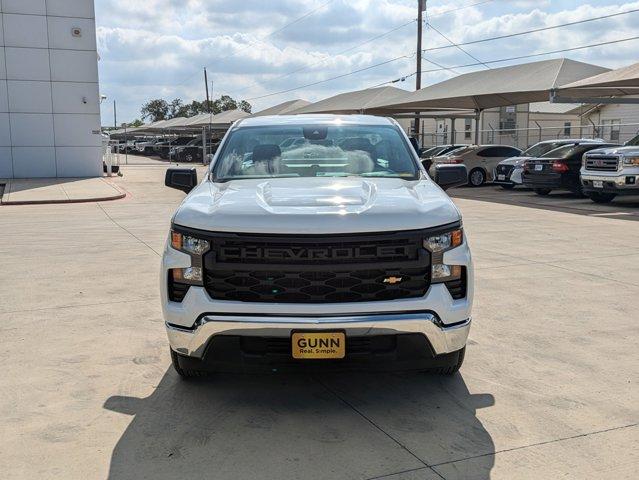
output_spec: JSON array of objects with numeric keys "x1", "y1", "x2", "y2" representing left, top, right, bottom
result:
[
  {"x1": 161, "y1": 115, "x2": 472, "y2": 378},
  {"x1": 581, "y1": 134, "x2": 639, "y2": 203}
]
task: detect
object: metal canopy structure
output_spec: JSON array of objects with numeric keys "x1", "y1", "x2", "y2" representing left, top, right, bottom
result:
[
  {"x1": 181, "y1": 109, "x2": 251, "y2": 128},
  {"x1": 372, "y1": 59, "x2": 609, "y2": 111},
  {"x1": 289, "y1": 86, "x2": 410, "y2": 114},
  {"x1": 253, "y1": 99, "x2": 311, "y2": 116},
  {"x1": 551, "y1": 61, "x2": 639, "y2": 104}
]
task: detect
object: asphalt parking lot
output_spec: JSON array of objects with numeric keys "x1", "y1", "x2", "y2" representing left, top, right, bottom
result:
[{"x1": 1, "y1": 166, "x2": 637, "y2": 480}]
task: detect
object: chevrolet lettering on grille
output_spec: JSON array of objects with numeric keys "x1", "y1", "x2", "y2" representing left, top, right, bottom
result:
[{"x1": 220, "y1": 245, "x2": 412, "y2": 262}]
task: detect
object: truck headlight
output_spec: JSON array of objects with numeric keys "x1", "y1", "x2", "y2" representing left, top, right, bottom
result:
[
  {"x1": 622, "y1": 156, "x2": 639, "y2": 166},
  {"x1": 169, "y1": 231, "x2": 209, "y2": 289},
  {"x1": 424, "y1": 228, "x2": 464, "y2": 289},
  {"x1": 423, "y1": 228, "x2": 463, "y2": 252},
  {"x1": 171, "y1": 231, "x2": 209, "y2": 255}
]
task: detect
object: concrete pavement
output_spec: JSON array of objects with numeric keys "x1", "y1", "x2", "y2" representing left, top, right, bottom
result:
[
  {"x1": 0, "y1": 177, "x2": 126, "y2": 205},
  {"x1": 0, "y1": 166, "x2": 637, "y2": 479}
]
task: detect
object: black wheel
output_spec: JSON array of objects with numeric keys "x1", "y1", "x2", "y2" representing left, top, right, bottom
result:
[
  {"x1": 185, "y1": 153, "x2": 193, "y2": 163},
  {"x1": 500, "y1": 184, "x2": 515, "y2": 190},
  {"x1": 432, "y1": 347, "x2": 465, "y2": 375},
  {"x1": 170, "y1": 348, "x2": 206, "y2": 379},
  {"x1": 588, "y1": 192, "x2": 616, "y2": 204},
  {"x1": 572, "y1": 185, "x2": 587, "y2": 198},
  {"x1": 534, "y1": 188, "x2": 552, "y2": 196},
  {"x1": 468, "y1": 168, "x2": 486, "y2": 187}
]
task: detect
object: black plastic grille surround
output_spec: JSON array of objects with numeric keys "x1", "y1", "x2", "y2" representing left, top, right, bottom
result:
[
  {"x1": 168, "y1": 276, "x2": 190, "y2": 302},
  {"x1": 496, "y1": 164, "x2": 515, "y2": 176},
  {"x1": 444, "y1": 268, "x2": 467, "y2": 300},
  {"x1": 195, "y1": 228, "x2": 436, "y2": 303}
]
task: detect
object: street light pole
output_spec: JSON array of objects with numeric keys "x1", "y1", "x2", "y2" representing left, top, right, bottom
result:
[
  {"x1": 113, "y1": 100, "x2": 117, "y2": 128},
  {"x1": 414, "y1": 0, "x2": 425, "y2": 141}
]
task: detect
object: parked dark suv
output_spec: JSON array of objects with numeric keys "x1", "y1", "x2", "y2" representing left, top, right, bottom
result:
[
  {"x1": 523, "y1": 142, "x2": 619, "y2": 196},
  {"x1": 173, "y1": 138, "x2": 221, "y2": 163}
]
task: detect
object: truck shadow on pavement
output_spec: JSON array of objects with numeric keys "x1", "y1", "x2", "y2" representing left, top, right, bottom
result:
[{"x1": 104, "y1": 370, "x2": 495, "y2": 479}]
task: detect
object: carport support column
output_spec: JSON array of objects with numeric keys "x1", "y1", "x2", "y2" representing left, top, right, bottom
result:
[
  {"x1": 474, "y1": 109, "x2": 481, "y2": 145},
  {"x1": 202, "y1": 127, "x2": 207, "y2": 164}
]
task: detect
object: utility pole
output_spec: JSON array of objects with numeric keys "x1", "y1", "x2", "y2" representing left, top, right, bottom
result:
[
  {"x1": 414, "y1": 0, "x2": 425, "y2": 141},
  {"x1": 113, "y1": 100, "x2": 117, "y2": 128},
  {"x1": 204, "y1": 67, "x2": 211, "y2": 113}
]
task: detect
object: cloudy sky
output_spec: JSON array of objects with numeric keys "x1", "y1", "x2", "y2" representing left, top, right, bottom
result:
[{"x1": 94, "y1": 0, "x2": 639, "y2": 124}]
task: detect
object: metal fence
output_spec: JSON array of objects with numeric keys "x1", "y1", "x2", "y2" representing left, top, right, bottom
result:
[{"x1": 420, "y1": 121, "x2": 639, "y2": 149}]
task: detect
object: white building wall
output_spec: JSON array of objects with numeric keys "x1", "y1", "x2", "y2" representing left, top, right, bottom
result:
[
  {"x1": 0, "y1": 0, "x2": 102, "y2": 179},
  {"x1": 580, "y1": 96, "x2": 639, "y2": 144}
]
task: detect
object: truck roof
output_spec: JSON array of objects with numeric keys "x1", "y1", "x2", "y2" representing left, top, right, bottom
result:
[{"x1": 235, "y1": 114, "x2": 397, "y2": 128}]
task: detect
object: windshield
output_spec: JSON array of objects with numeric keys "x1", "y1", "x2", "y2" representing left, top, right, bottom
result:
[
  {"x1": 625, "y1": 134, "x2": 639, "y2": 146},
  {"x1": 442, "y1": 146, "x2": 470, "y2": 156},
  {"x1": 212, "y1": 125, "x2": 419, "y2": 181},
  {"x1": 523, "y1": 142, "x2": 569, "y2": 157},
  {"x1": 541, "y1": 144, "x2": 580, "y2": 159}
]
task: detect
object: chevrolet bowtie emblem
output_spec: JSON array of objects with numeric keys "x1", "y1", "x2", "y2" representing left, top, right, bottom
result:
[{"x1": 383, "y1": 276, "x2": 403, "y2": 284}]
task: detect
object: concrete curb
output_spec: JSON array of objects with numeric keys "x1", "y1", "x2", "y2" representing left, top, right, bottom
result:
[{"x1": 0, "y1": 179, "x2": 127, "y2": 206}]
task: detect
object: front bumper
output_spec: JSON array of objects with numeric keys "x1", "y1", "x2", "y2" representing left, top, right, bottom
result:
[
  {"x1": 581, "y1": 173, "x2": 639, "y2": 195},
  {"x1": 493, "y1": 167, "x2": 523, "y2": 185},
  {"x1": 167, "y1": 312, "x2": 471, "y2": 358}
]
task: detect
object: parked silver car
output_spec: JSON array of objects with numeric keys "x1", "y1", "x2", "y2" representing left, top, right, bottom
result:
[{"x1": 431, "y1": 145, "x2": 522, "y2": 186}]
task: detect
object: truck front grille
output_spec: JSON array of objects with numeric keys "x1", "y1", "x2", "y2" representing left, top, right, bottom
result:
[
  {"x1": 201, "y1": 230, "x2": 432, "y2": 303},
  {"x1": 584, "y1": 155, "x2": 619, "y2": 172}
]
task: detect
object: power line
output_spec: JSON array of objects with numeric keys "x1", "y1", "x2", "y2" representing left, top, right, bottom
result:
[
  {"x1": 426, "y1": 22, "x2": 491, "y2": 69},
  {"x1": 217, "y1": 0, "x2": 335, "y2": 62},
  {"x1": 427, "y1": 0, "x2": 495, "y2": 18},
  {"x1": 421, "y1": 55, "x2": 461, "y2": 75},
  {"x1": 266, "y1": 0, "x2": 335, "y2": 39},
  {"x1": 171, "y1": 0, "x2": 495, "y2": 96},
  {"x1": 245, "y1": 53, "x2": 415, "y2": 101},
  {"x1": 172, "y1": 0, "x2": 334, "y2": 88},
  {"x1": 232, "y1": 18, "x2": 417, "y2": 96},
  {"x1": 422, "y1": 7, "x2": 639, "y2": 53},
  {"x1": 247, "y1": 33, "x2": 639, "y2": 101},
  {"x1": 376, "y1": 35, "x2": 639, "y2": 87}
]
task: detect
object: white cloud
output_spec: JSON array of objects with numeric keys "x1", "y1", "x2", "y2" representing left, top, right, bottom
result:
[{"x1": 95, "y1": 0, "x2": 639, "y2": 122}]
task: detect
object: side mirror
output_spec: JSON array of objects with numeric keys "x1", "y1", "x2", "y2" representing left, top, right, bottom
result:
[
  {"x1": 165, "y1": 168, "x2": 197, "y2": 193},
  {"x1": 434, "y1": 164, "x2": 467, "y2": 191}
]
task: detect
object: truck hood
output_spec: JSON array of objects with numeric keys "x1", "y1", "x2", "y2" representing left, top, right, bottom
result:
[
  {"x1": 173, "y1": 177, "x2": 460, "y2": 234},
  {"x1": 585, "y1": 146, "x2": 638, "y2": 156}
]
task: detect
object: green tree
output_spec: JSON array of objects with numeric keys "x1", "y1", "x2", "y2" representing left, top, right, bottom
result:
[
  {"x1": 140, "y1": 99, "x2": 169, "y2": 122},
  {"x1": 237, "y1": 100, "x2": 252, "y2": 114},
  {"x1": 140, "y1": 96, "x2": 252, "y2": 120},
  {"x1": 168, "y1": 98, "x2": 184, "y2": 118}
]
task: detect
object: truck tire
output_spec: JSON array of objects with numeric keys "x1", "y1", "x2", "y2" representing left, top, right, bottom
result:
[
  {"x1": 588, "y1": 192, "x2": 616, "y2": 204},
  {"x1": 170, "y1": 348, "x2": 206, "y2": 379},
  {"x1": 534, "y1": 188, "x2": 552, "y2": 196},
  {"x1": 432, "y1": 346, "x2": 465, "y2": 375},
  {"x1": 468, "y1": 168, "x2": 485, "y2": 187}
]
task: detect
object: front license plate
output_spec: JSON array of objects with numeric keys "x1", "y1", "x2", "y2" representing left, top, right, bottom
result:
[
  {"x1": 593, "y1": 180, "x2": 603, "y2": 188},
  {"x1": 535, "y1": 164, "x2": 543, "y2": 171},
  {"x1": 291, "y1": 332, "x2": 345, "y2": 359},
  {"x1": 497, "y1": 174, "x2": 506, "y2": 180}
]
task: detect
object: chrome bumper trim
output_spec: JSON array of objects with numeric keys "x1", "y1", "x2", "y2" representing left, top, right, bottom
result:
[
  {"x1": 581, "y1": 174, "x2": 636, "y2": 188},
  {"x1": 166, "y1": 313, "x2": 471, "y2": 358}
]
